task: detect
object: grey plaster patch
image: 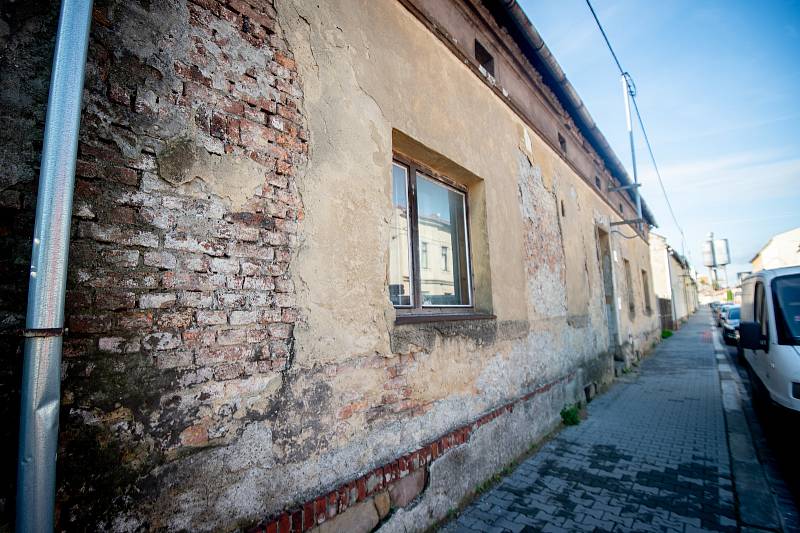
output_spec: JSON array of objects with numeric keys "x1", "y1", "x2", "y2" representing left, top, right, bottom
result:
[{"x1": 157, "y1": 136, "x2": 267, "y2": 210}]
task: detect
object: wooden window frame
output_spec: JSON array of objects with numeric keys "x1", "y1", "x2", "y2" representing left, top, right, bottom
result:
[
  {"x1": 623, "y1": 258, "x2": 636, "y2": 318},
  {"x1": 392, "y1": 154, "x2": 483, "y2": 321},
  {"x1": 641, "y1": 269, "x2": 652, "y2": 315}
]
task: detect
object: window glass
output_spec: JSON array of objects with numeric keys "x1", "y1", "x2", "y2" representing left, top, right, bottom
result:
[
  {"x1": 773, "y1": 274, "x2": 800, "y2": 345},
  {"x1": 388, "y1": 163, "x2": 412, "y2": 306},
  {"x1": 728, "y1": 307, "x2": 740, "y2": 320},
  {"x1": 416, "y1": 174, "x2": 470, "y2": 306},
  {"x1": 755, "y1": 282, "x2": 769, "y2": 348},
  {"x1": 754, "y1": 282, "x2": 763, "y2": 324}
]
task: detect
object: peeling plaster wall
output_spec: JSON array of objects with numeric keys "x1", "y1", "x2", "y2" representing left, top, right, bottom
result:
[
  {"x1": 1, "y1": 0, "x2": 308, "y2": 529},
  {"x1": 273, "y1": 0, "x2": 660, "y2": 529}
]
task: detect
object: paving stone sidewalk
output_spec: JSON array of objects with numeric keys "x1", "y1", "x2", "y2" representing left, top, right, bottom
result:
[{"x1": 442, "y1": 312, "x2": 743, "y2": 533}]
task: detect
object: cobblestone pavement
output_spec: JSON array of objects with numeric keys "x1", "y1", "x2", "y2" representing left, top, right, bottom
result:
[{"x1": 442, "y1": 312, "x2": 741, "y2": 532}]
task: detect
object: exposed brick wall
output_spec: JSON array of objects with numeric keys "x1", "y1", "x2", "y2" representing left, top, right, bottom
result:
[
  {"x1": 0, "y1": 0, "x2": 306, "y2": 527},
  {"x1": 250, "y1": 372, "x2": 574, "y2": 533}
]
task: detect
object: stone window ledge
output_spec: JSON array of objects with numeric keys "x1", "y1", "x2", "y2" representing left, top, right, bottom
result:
[{"x1": 394, "y1": 312, "x2": 496, "y2": 326}]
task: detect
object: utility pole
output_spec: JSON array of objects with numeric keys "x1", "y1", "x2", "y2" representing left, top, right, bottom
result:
[
  {"x1": 707, "y1": 231, "x2": 718, "y2": 290},
  {"x1": 621, "y1": 73, "x2": 643, "y2": 233}
]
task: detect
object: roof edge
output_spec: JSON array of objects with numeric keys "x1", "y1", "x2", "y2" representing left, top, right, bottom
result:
[{"x1": 490, "y1": 0, "x2": 657, "y2": 227}]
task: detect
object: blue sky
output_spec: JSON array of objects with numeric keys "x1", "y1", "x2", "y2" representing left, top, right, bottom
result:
[{"x1": 519, "y1": 0, "x2": 800, "y2": 282}]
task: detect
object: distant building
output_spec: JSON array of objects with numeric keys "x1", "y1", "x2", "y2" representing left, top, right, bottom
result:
[
  {"x1": 650, "y1": 233, "x2": 699, "y2": 329},
  {"x1": 751, "y1": 227, "x2": 800, "y2": 272}
]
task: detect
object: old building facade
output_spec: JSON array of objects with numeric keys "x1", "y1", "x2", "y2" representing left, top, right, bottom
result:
[
  {"x1": 751, "y1": 226, "x2": 800, "y2": 272},
  {"x1": 0, "y1": 0, "x2": 660, "y2": 530},
  {"x1": 650, "y1": 233, "x2": 698, "y2": 330}
]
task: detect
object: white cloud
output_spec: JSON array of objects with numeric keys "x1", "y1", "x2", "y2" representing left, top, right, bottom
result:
[{"x1": 639, "y1": 149, "x2": 800, "y2": 195}]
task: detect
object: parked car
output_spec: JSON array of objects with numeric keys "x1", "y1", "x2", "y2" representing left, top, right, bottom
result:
[
  {"x1": 716, "y1": 303, "x2": 733, "y2": 327},
  {"x1": 739, "y1": 266, "x2": 800, "y2": 413},
  {"x1": 721, "y1": 305, "x2": 740, "y2": 345}
]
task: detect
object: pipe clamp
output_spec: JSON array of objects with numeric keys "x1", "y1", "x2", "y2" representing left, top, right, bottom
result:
[{"x1": 22, "y1": 328, "x2": 65, "y2": 338}]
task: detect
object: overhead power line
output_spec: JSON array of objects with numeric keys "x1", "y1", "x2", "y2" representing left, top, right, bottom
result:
[
  {"x1": 631, "y1": 97, "x2": 688, "y2": 257},
  {"x1": 585, "y1": 0, "x2": 624, "y2": 75},
  {"x1": 584, "y1": 0, "x2": 688, "y2": 259}
]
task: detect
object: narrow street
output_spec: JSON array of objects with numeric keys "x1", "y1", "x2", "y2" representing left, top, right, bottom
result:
[{"x1": 442, "y1": 309, "x2": 798, "y2": 532}]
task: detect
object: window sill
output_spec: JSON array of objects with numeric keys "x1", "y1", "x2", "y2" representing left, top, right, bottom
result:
[{"x1": 394, "y1": 312, "x2": 496, "y2": 326}]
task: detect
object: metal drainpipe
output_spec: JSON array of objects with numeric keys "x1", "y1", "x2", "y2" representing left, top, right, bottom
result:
[{"x1": 16, "y1": 1, "x2": 93, "y2": 531}]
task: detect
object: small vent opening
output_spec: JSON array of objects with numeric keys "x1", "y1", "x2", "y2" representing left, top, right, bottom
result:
[{"x1": 474, "y1": 39, "x2": 494, "y2": 77}]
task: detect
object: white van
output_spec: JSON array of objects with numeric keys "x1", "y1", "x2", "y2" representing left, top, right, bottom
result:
[{"x1": 739, "y1": 266, "x2": 800, "y2": 412}]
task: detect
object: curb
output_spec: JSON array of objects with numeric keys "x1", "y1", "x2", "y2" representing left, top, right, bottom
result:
[{"x1": 711, "y1": 321, "x2": 783, "y2": 532}]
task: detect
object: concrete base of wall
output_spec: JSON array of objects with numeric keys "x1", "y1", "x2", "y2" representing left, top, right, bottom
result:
[
  {"x1": 376, "y1": 374, "x2": 576, "y2": 533},
  {"x1": 251, "y1": 334, "x2": 663, "y2": 533}
]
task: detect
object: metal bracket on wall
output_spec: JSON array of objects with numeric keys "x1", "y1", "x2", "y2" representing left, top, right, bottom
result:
[
  {"x1": 610, "y1": 218, "x2": 645, "y2": 227},
  {"x1": 22, "y1": 328, "x2": 65, "y2": 338},
  {"x1": 607, "y1": 183, "x2": 641, "y2": 193}
]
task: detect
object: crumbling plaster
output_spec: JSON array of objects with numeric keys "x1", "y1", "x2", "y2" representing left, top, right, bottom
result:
[
  {"x1": 279, "y1": 0, "x2": 658, "y2": 361},
  {"x1": 0, "y1": 0, "x2": 660, "y2": 529},
  {"x1": 272, "y1": 0, "x2": 660, "y2": 523}
]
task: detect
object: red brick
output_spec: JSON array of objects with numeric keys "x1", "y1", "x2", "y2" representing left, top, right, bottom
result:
[
  {"x1": 278, "y1": 514, "x2": 290, "y2": 533},
  {"x1": 117, "y1": 311, "x2": 153, "y2": 329},
  {"x1": 326, "y1": 492, "x2": 337, "y2": 518},
  {"x1": 210, "y1": 112, "x2": 227, "y2": 139},
  {"x1": 338, "y1": 485, "x2": 349, "y2": 512},
  {"x1": 179, "y1": 423, "x2": 208, "y2": 447},
  {"x1": 314, "y1": 497, "x2": 326, "y2": 524},
  {"x1": 227, "y1": 0, "x2": 275, "y2": 31},
  {"x1": 356, "y1": 478, "x2": 367, "y2": 501},
  {"x1": 157, "y1": 310, "x2": 193, "y2": 329},
  {"x1": 108, "y1": 81, "x2": 131, "y2": 106},
  {"x1": 76, "y1": 160, "x2": 101, "y2": 178},
  {"x1": 108, "y1": 166, "x2": 139, "y2": 186},
  {"x1": 227, "y1": 118, "x2": 242, "y2": 143},
  {"x1": 302, "y1": 502, "x2": 314, "y2": 531},
  {"x1": 274, "y1": 51, "x2": 295, "y2": 70},
  {"x1": 68, "y1": 314, "x2": 112, "y2": 334},
  {"x1": 240, "y1": 119, "x2": 276, "y2": 149},
  {"x1": 97, "y1": 291, "x2": 136, "y2": 311},
  {"x1": 290, "y1": 509, "x2": 302, "y2": 533}
]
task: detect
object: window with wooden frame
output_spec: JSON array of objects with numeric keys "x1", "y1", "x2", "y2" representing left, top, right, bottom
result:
[
  {"x1": 624, "y1": 259, "x2": 635, "y2": 317},
  {"x1": 389, "y1": 156, "x2": 473, "y2": 313},
  {"x1": 641, "y1": 269, "x2": 652, "y2": 315}
]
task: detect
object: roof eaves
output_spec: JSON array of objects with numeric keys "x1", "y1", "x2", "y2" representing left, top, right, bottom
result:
[{"x1": 488, "y1": 0, "x2": 657, "y2": 227}]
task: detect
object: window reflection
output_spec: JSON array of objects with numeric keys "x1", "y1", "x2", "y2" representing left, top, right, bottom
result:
[
  {"x1": 389, "y1": 163, "x2": 412, "y2": 306},
  {"x1": 416, "y1": 174, "x2": 470, "y2": 306}
]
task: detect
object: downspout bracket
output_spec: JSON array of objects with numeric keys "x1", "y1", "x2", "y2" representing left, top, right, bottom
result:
[{"x1": 22, "y1": 328, "x2": 66, "y2": 338}]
